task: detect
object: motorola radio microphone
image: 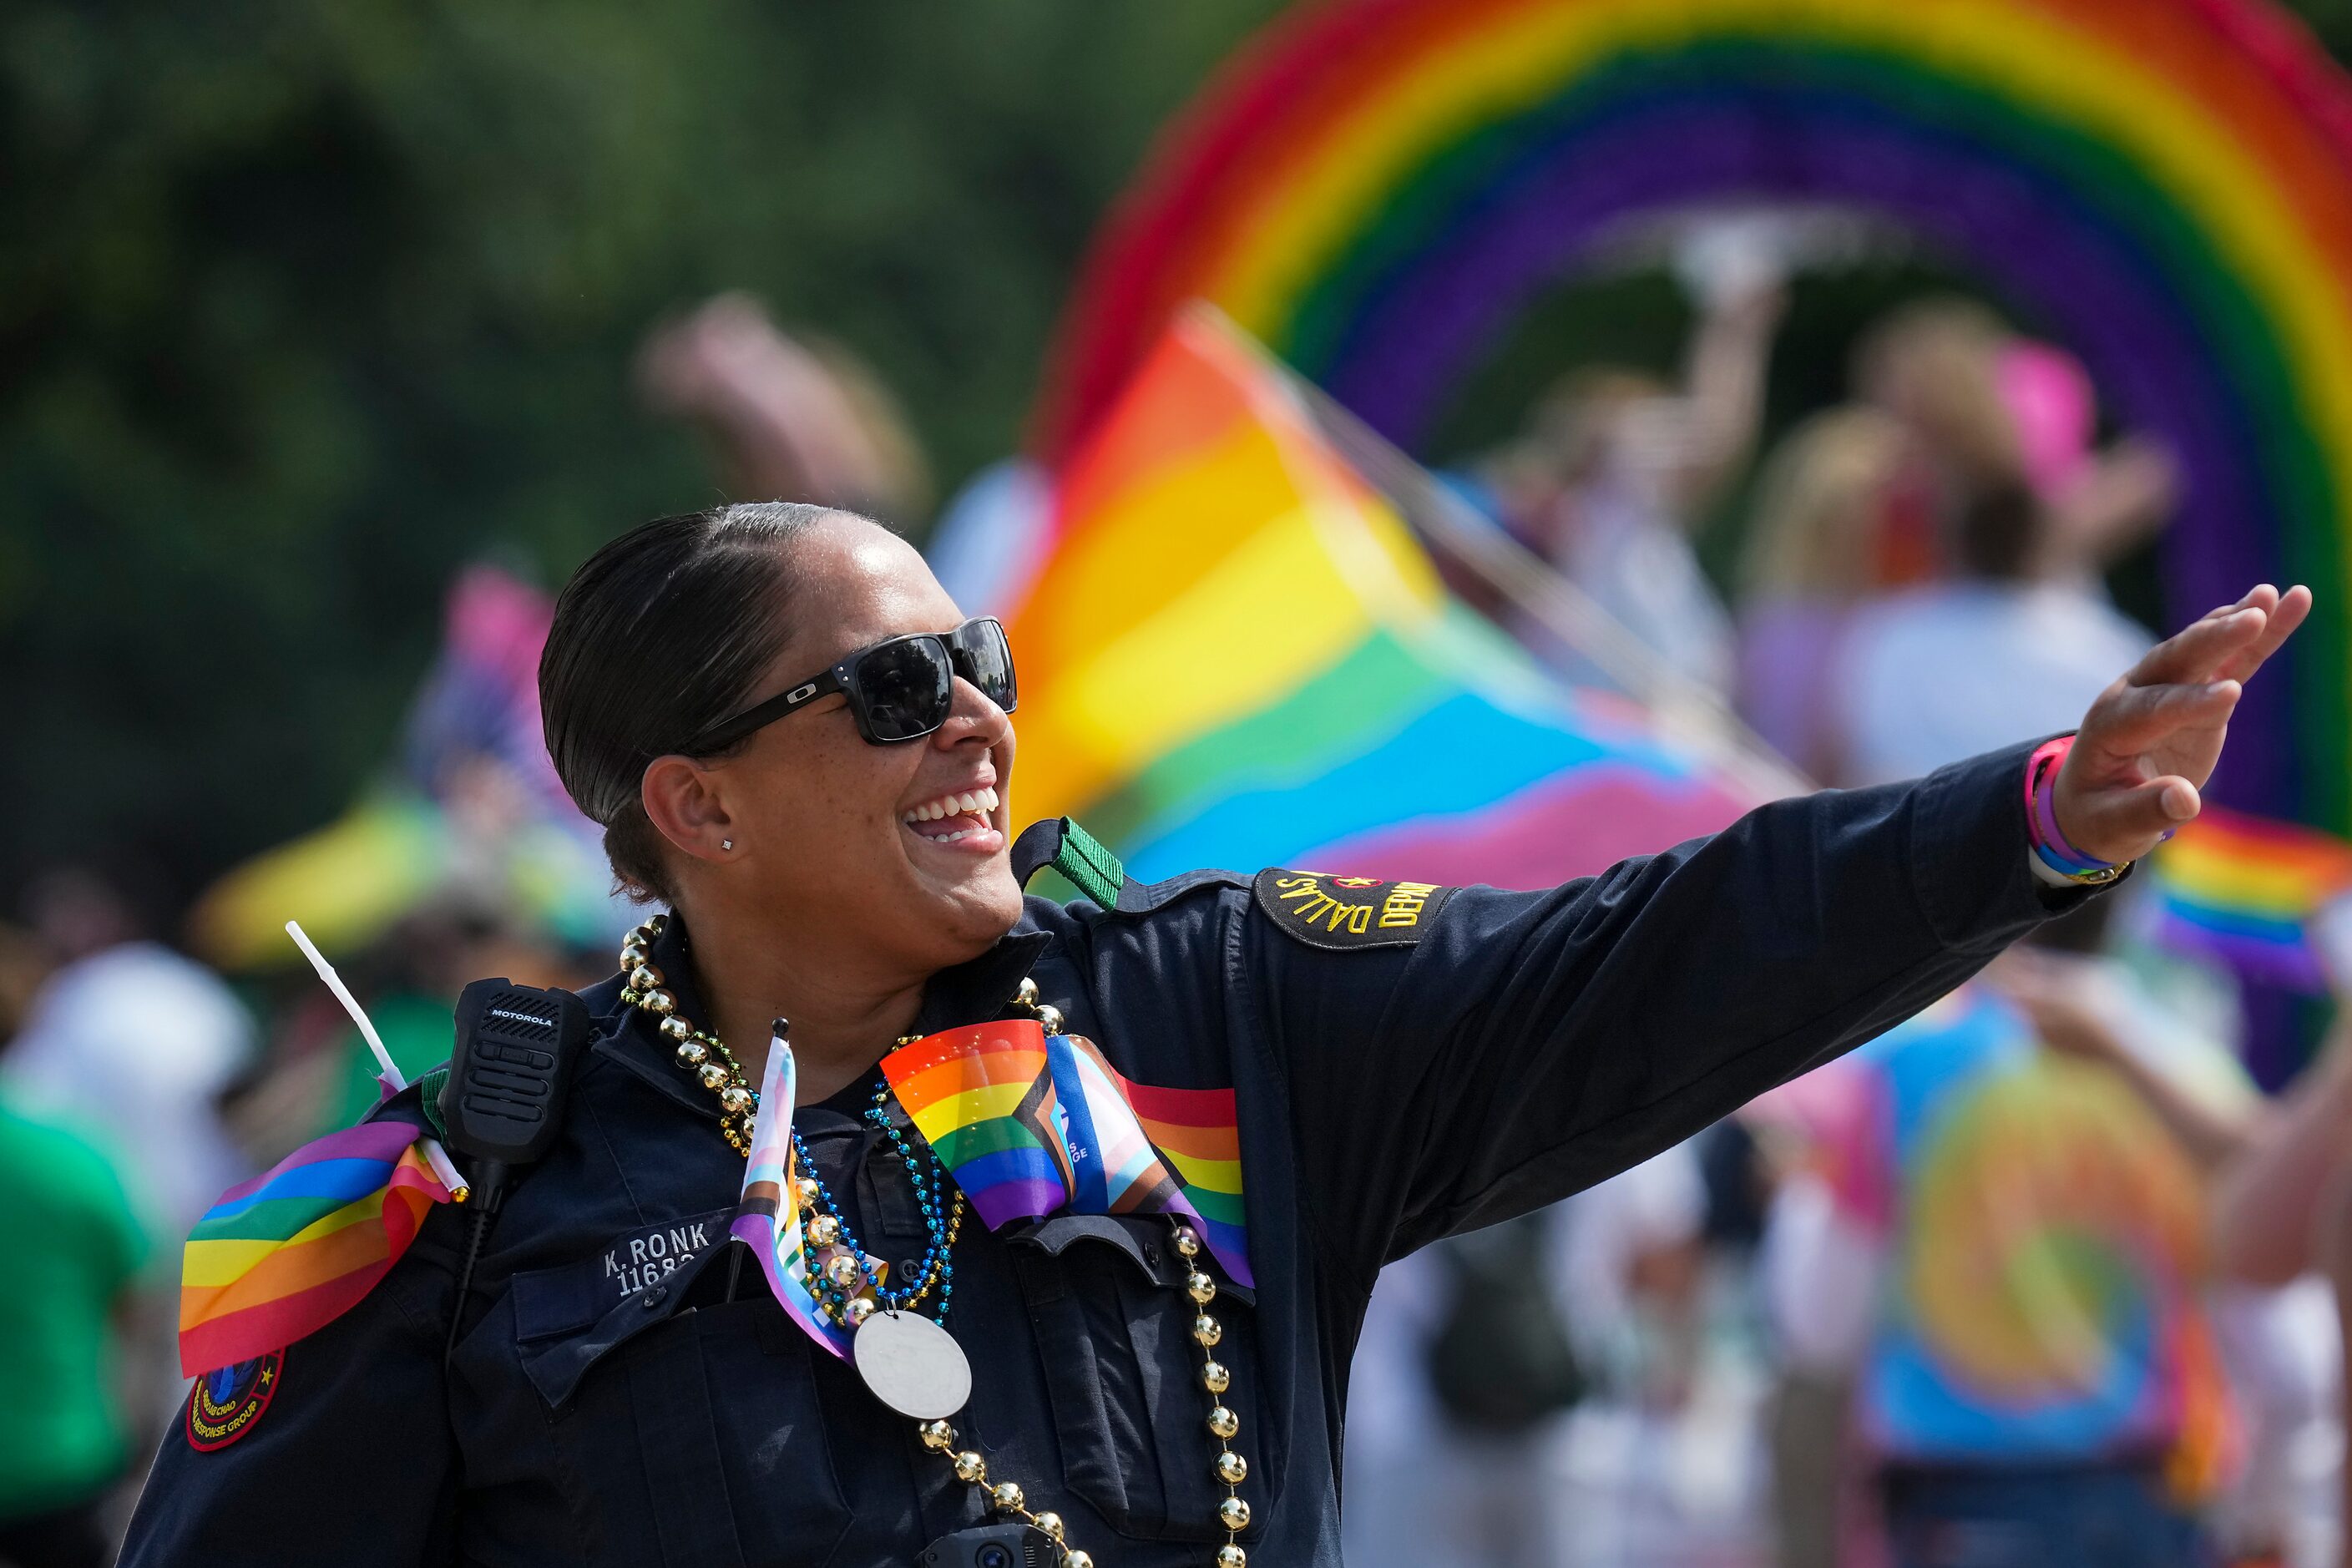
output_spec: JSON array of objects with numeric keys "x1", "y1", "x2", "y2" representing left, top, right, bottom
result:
[
  {"x1": 438, "y1": 978, "x2": 591, "y2": 1354},
  {"x1": 441, "y1": 979, "x2": 590, "y2": 1211}
]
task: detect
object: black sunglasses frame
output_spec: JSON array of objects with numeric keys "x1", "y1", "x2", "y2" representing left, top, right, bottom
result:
[{"x1": 682, "y1": 616, "x2": 1018, "y2": 754}]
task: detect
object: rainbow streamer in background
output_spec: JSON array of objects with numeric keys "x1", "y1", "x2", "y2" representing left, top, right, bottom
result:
[
  {"x1": 179, "y1": 1120, "x2": 453, "y2": 1376},
  {"x1": 731, "y1": 1031, "x2": 856, "y2": 1360},
  {"x1": 189, "y1": 566, "x2": 620, "y2": 970},
  {"x1": 1039, "y1": 0, "x2": 2352, "y2": 831},
  {"x1": 2148, "y1": 807, "x2": 2352, "y2": 993},
  {"x1": 883, "y1": 1020, "x2": 1252, "y2": 1287},
  {"x1": 1004, "y1": 311, "x2": 1765, "y2": 890}
]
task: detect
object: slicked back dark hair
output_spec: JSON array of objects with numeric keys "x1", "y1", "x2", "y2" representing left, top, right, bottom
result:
[{"x1": 540, "y1": 502, "x2": 837, "y2": 903}]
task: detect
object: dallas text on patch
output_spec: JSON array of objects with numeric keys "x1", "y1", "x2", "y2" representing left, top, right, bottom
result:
[{"x1": 1252, "y1": 869, "x2": 1455, "y2": 950}]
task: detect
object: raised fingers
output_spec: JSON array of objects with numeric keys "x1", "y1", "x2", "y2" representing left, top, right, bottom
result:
[
  {"x1": 2219, "y1": 583, "x2": 2310, "y2": 683},
  {"x1": 2127, "y1": 600, "x2": 2269, "y2": 689}
]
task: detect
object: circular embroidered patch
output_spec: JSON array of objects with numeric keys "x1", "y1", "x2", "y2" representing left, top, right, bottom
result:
[
  {"x1": 1252, "y1": 868, "x2": 1455, "y2": 949},
  {"x1": 187, "y1": 1348, "x2": 284, "y2": 1451}
]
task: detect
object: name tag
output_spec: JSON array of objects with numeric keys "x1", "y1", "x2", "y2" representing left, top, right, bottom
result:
[
  {"x1": 512, "y1": 1206, "x2": 740, "y2": 1348},
  {"x1": 600, "y1": 1213, "x2": 726, "y2": 1300}
]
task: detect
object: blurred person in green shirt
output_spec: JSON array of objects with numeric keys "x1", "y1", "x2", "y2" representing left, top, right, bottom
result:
[{"x1": 0, "y1": 928, "x2": 151, "y2": 1568}]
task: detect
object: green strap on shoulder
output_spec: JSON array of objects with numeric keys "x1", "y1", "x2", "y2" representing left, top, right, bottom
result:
[
  {"x1": 416, "y1": 1065, "x2": 451, "y2": 1141},
  {"x1": 1052, "y1": 818, "x2": 1126, "y2": 911}
]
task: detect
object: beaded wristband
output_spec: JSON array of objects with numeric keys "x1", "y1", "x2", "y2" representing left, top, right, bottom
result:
[{"x1": 2025, "y1": 736, "x2": 2127, "y2": 883}]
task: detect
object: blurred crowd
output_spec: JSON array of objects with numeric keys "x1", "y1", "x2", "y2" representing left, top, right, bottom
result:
[
  {"x1": 4, "y1": 266, "x2": 2349, "y2": 1568},
  {"x1": 1344, "y1": 247, "x2": 2346, "y2": 1568}
]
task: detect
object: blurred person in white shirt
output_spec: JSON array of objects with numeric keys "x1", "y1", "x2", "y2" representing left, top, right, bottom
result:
[
  {"x1": 1475, "y1": 235, "x2": 1786, "y2": 698},
  {"x1": 3, "y1": 863, "x2": 255, "y2": 1429},
  {"x1": 1830, "y1": 483, "x2": 2160, "y2": 788},
  {"x1": 4, "y1": 865, "x2": 253, "y2": 1244},
  {"x1": 1343, "y1": 1145, "x2": 1730, "y2": 1568}
]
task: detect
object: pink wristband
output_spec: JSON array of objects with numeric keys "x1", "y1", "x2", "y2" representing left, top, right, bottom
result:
[{"x1": 2026, "y1": 736, "x2": 2119, "y2": 876}]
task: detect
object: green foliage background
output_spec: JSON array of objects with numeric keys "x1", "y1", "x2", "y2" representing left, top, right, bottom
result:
[
  {"x1": 6, "y1": 0, "x2": 2351, "y2": 915},
  {"x1": 0, "y1": 2, "x2": 1284, "y2": 908}
]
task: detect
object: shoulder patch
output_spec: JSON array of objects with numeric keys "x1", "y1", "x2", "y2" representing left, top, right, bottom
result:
[
  {"x1": 1252, "y1": 869, "x2": 1456, "y2": 950},
  {"x1": 187, "y1": 1347, "x2": 284, "y2": 1450}
]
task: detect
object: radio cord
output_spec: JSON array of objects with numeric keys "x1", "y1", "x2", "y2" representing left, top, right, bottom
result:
[{"x1": 445, "y1": 1159, "x2": 512, "y2": 1363}]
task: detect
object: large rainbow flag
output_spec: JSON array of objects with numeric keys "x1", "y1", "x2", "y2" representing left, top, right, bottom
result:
[
  {"x1": 1038, "y1": 0, "x2": 2352, "y2": 833},
  {"x1": 2147, "y1": 807, "x2": 2352, "y2": 993},
  {"x1": 1004, "y1": 309, "x2": 1770, "y2": 889},
  {"x1": 179, "y1": 1120, "x2": 454, "y2": 1376}
]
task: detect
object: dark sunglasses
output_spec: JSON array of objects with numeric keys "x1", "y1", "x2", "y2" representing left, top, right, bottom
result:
[{"x1": 684, "y1": 617, "x2": 1018, "y2": 753}]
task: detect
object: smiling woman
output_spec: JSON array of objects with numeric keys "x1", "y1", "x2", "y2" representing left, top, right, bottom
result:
[
  {"x1": 556, "y1": 508, "x2": 1029, "y2": 1100},
  {"x1": 121, "y1": 500, "x2": 2305, "y2": 1568}
]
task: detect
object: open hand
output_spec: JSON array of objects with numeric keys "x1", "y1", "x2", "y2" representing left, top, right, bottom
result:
[{"x1": 2055, "y1": 584, "x2": 2311, "y2": 864}]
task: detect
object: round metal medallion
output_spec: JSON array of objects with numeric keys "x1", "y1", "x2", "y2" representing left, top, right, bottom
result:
[{"x1": 852, "y1": 1308, "x2": 973, "y2": 1419}]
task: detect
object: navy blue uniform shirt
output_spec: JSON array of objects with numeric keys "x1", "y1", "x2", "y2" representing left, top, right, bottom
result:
[{"x1": 123, "y1": 741, "x2": 2092, "y2": 1566}]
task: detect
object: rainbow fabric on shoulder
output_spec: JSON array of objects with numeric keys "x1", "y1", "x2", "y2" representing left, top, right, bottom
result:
[
  {"x1": 179, "y1": 1118, "x2": 455, "y2": 1377},
  {"x1": 883, "y1": 1019, "x2": 1250, "y2": 1287}
]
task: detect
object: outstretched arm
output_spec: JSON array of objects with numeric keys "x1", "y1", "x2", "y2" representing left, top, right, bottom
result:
[{"x1": 1253, "y1": 585, "x2": 2309, "y2": 1279}]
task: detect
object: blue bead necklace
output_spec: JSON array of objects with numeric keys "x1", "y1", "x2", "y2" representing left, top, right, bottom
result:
[{"x1": 787, "y1": 1080, "x2": 965, "y2": 1325}]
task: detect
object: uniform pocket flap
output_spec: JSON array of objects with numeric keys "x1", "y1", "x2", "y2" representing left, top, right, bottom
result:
[
  {"x1": 512, "y1": 1213, "x2": 735, "y2": 1409},
  {"x1": 509, "y1": 1265, "x2": 602, "y2": 1346},
  {"x1": 510, "y1": 1206, "x2": 736, "y2": 1343},
  {"x1": 1006, "y1": 1215, "x2": 1253, "y2": 1305}
]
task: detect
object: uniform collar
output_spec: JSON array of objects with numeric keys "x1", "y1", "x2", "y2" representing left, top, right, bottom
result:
[
  {"x1": 590, "y1": 910, "x2": 1053, "y2": 1123},
  {"x1": 913, "y1": 921, "x2": 1053, "y2": 1034}
]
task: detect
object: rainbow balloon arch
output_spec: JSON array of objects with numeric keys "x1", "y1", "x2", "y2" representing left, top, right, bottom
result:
[{"x1": 1036, "y1": 0, "x2": 2352, "y2": 832}]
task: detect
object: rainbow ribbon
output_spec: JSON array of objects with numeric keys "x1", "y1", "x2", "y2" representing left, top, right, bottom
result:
[{"x1": 731, "y1": 1027, "x2": 857, "y2": 1359}]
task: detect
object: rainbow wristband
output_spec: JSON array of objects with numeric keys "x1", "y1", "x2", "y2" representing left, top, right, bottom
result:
[{"x1": 2026, "y1": 736, "x2": 2127, "y2": 883}]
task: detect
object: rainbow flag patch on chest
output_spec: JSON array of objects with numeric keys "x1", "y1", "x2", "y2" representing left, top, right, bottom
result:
[{"x1": 881, "y1": 1019, "x2": 1250, "y2": 1287}]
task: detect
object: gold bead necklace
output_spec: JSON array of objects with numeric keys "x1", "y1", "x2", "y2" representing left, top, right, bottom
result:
[
  {"x1": 617, "y1": 913, "x2": 963, "y2": 1322},
  {"x1": 908, "y1": 1216, "x2": 1250, "y2": 1568},
  {"x1": 613, "y1": 915, "x2": 1254, "y2": 1566},
  {"x1": 620, "y1": 913, "x2": 760, "y2": 1153}
]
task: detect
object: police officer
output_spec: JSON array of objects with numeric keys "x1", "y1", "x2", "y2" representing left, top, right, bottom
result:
[{"x1": 122, "y1": 502, "x2": 2305, "y2": 1566}]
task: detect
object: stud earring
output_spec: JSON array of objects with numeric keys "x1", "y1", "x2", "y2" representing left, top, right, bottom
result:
[{"x1": 721, "y1": 838, "x2": 734, "y2": 852}]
